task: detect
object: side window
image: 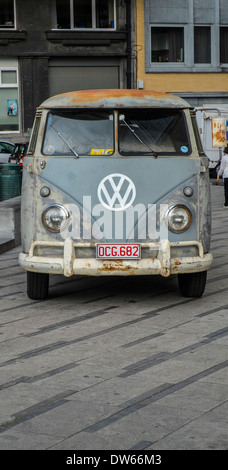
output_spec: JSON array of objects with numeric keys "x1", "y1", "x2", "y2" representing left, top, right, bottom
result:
[
  {"x1": 54, "y1": 0, "x2": 115, "y2": 30},
  {"x1": 151, "y1": 26, "x2": 184, "y2": 63},
  {"x1": 0, "y1": 66, "x2": 19, "y2": 132},
  {"x1": 191, "y1": 113, "x2": 205, "y2": 155},
  {"x1": 28, "y1": 114, "x2": 42, "y2": 155},
  {"x1": 0, "y1": 142, "x2": 14, "y2": 153},
  {"x1": 194, "y1": 27, "x2": 211, "y2": 64},
  {"x1": 220, "y1": 27, "x2": 228, "y2": 64},
  {"x1": 0, "y1": 0, "x2": 15, "y2": 29}
]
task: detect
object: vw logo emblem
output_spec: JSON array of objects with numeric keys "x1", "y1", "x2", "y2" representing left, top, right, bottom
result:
[{"x1": 97, "y1": 173, "x2": 136, "y2": 211}]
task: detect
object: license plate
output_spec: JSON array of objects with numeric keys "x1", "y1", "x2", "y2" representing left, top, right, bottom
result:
[{"x1": 96, "y1": 244, "x2": 141, "y2": 259}]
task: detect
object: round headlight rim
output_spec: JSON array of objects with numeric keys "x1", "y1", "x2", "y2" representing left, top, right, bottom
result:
[
  {"x1": 166, "y1": 204, "x2": 192, "y2": 234},
  {"x1": 42, "y1": 203, "x2": 69, "y2": 233}
]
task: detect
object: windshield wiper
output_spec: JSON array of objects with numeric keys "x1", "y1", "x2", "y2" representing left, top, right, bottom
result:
[
  {"x1": 50, "y1": 124, "x2": 79, "y2": 158},
  {"x1": 122, "y1": 119, "x2": 158, "y2": 158}
]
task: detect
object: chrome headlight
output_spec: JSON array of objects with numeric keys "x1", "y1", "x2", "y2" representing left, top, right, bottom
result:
[
  {"x1": 42, "y1": 204, "x2": 69, "y2": 232},
  {"x1": 166, "y1": 205, "x2": 192, "y2": 233}
]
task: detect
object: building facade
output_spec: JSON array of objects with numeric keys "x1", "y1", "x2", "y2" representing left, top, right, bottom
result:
[
  {"x1": 0, "y1": 0, "x2": 134, "y2": 142},
  {"x1": 136, "y1": 0, "x2": 228, "y2": 107},
  {"x1": 3, "y1": 0, "x2": 227, "y2": 144}
]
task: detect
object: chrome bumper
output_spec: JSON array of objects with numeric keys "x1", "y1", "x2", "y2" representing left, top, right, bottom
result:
[{"x1": 19, "y1": 239, "x2": 213, "y2": 277}]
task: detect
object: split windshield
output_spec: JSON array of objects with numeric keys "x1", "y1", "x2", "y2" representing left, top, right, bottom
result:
[
  {"x1": 42, "y1": 108, "x2": 190, "y2": 157},
  {"x1": 119, "y1": 109, "x2": 190, "y2": 156},
  {"x1": 43, "y1": 110, "x2": 114, "y2": 156}
]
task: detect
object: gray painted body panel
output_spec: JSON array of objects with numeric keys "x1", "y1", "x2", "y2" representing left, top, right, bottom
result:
[
  {"x1": 41, "y1": 157, "x2": 199, "y2": 205},
  {"x1": 38, "y1": 156, "x2": 200, "y2": 243}
]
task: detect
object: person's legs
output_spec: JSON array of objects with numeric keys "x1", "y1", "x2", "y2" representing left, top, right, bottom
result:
[{"x1": 224, "y1": 178, "x2": 228, "y2": 206}]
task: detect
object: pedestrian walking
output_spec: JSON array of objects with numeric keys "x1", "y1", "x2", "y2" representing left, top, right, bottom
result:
[{"x1": 217, "y1": 146, "x2": 228, "y2": 207}]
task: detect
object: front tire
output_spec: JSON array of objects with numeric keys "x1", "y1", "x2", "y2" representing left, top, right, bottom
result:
[
  {"x1": 27, "y1": 271, "x2": 49, "y2": 300},
  {"x1": 178, "y1": 271, "x2": 207, "y2": 298}
]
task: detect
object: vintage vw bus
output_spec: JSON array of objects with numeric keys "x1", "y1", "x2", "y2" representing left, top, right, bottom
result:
[{"x1": 19, "y1": 89, "x2": 213, "y2": 299}]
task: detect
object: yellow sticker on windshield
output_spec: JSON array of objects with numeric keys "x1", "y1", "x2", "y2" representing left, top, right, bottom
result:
[{"x1": 90, "y1": 149, "x2": 113, "y2": 155}]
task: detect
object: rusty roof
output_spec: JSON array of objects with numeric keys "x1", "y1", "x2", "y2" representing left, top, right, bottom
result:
[{"x1": 39, "y1": 89, "x2": 191, "y2": 109}]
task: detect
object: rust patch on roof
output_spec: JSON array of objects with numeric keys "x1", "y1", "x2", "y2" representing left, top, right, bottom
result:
[{"x1": 39, "y1": 89, "x2": 190, "y2": 110}]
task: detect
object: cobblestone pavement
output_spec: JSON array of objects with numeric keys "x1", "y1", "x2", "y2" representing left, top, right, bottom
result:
[{"x1": 0, "y1": 182, "x2": 227, "y2": 450}]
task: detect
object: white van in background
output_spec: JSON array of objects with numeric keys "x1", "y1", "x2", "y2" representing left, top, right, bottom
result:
[{"x1": 195, "y1": 106, "x2": 228, "y2": 177}]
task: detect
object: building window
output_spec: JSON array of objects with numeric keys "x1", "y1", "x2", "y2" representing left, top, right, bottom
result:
[
  {"x1": 220, "y1": 27, "x2": 228, "y2": 64},
  {"x1": 55, "y1": 0, "x2": 115, "y2": 29},
  {"x1": 151, "y1": 27, "x2": 184, "y2": 63},
  {"x1": 0, "y1": 0, "x2": 15, "y2": 29},
  {"x1": 0, "y1": 67, "x2": 19, "y2": 132},
  {"x1": 194, "y1": 27, "x2": 211, "y2": 64}
]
